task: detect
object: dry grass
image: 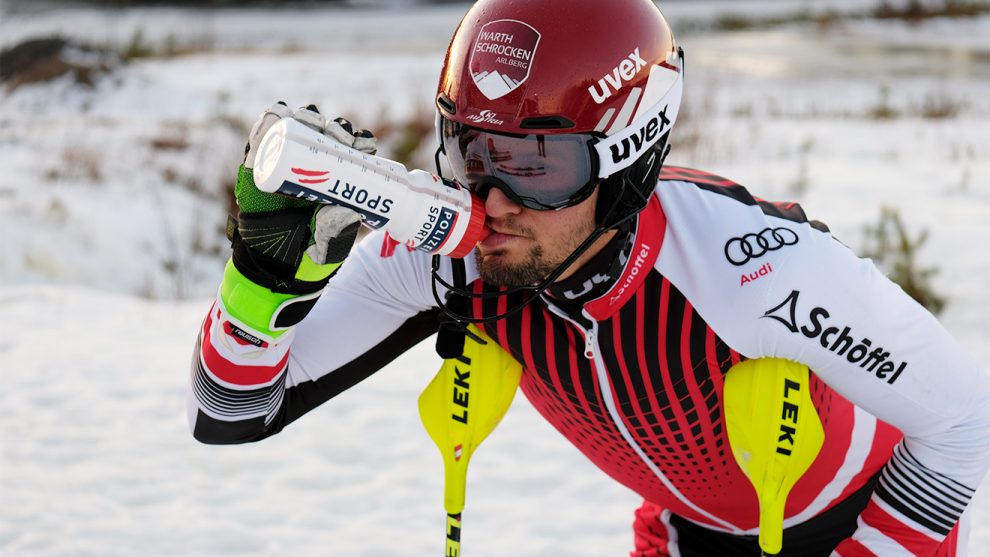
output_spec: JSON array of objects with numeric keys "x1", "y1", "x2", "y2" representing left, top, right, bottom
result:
[
  {"x1": 372, "y1": 104, "x2": 436, "y2": 170},
  {"x1": 44, "y1": 146, "x2": 104, "y2": 182},
  {"x1": 920, "y1": 91, "x2": 965, "y2": 119},
  {"x1": 149, "y1": 134, "x2": 190, "y2": 151},
  {"x1": 873, "y1": 0, "x2": 990, "y2": 21},
  {"x1": 861, "y1": 206, "x2": 946, "y2": 314}
]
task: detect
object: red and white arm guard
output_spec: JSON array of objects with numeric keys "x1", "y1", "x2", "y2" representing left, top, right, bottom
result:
[
  {"x1": 187, "y1": 230, "x2": 446, "y2": 444},
  {"x1": 187, "y1": 298, "x2": 293, "y2": 443}
]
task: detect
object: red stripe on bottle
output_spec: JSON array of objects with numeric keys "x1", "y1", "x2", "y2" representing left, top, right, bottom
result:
[{"x1": 290, "y1": 167, "x2": 329, "y2": 177}]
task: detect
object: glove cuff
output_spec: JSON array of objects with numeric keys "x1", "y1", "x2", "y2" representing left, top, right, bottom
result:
[{"x1": 220, "y1": 258, "x2": 340, "y2": 338}]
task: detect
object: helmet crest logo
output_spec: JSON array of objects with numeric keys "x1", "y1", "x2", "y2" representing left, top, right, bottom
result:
[{"x1": 469, "y1": 20, "x2": 542, "y2": 100}]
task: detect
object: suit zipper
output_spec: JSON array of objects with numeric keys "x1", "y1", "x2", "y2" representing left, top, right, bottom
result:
[{"x1": 544, "y1": 303, "x2": 741, "y2": 533}]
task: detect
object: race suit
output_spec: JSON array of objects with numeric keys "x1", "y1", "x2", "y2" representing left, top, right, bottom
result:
[{"x1": 188, "y1": 166, "x2": 990, "y2": 556}]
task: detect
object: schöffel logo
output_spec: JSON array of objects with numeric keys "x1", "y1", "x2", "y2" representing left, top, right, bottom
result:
[
  {"x1": 608, "y1": 105, "x2": 671, "y2": 166},
  {"x1": 470, "y1": 20, "x2": 541, "y2": 100},
  {"x1": 724, "y1": 227, "x2": 798, "y2": 266},
  {"x1": 588, "y1": 47, "x2": 648, "y2": 104},
  {"x1": 762, "y1": 290, "x2": 908, "y2": 384},
  {"x1": 608, "y1": 243, "x2": 652, "y2": 305}
]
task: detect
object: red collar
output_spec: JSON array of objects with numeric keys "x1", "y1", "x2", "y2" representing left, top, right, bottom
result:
[{"x1": 584, "y1": 196, "x2": 666, "y2": 320}]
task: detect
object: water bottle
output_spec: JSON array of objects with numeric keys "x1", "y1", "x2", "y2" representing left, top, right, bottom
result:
[{"x1": 252, "y1": 117, "x2": 486, "y2": 258}]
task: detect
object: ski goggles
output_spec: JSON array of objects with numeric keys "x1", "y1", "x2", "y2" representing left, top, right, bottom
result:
[
  {"x1": 441, "y1": 118, "x2": 600, "y2": 211},
  {"x1": 439, "y1": 49, "x2": 684, "y2": 211}
]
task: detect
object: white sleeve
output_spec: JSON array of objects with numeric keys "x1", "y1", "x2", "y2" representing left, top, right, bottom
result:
[
  {"x1": 287, "y1": 230, "x2": 441, "y2": 386},
  {"x1": 656, "y1": 179, "x2": 990, "y2": 548},
  {"x1": 189, "y1": 229, "x2": 455, "y2": 444}
]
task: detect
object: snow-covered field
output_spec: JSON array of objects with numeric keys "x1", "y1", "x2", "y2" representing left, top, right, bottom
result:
[{"x1": 1, "y1": 2, "x2": 989, "y2": 556}]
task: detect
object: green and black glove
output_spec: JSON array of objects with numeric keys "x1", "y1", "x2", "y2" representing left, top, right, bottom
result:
[{"x1": 220, "y1": 102, "x2": 375, "y2": 340}]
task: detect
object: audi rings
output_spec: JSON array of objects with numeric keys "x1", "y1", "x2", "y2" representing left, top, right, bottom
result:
[{"x1": 724, "y1": 227, "x2": 799, "y2": 266}]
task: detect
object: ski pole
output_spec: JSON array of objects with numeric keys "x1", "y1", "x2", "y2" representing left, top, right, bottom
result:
[
  {"x1": 723, "y1": 358, "x2": 825, "y2": 556},
  {"x1": 419, "y1": 324, "x2": 522, "y2": 556}
]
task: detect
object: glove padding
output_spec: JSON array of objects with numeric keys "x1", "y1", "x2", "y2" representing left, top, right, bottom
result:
[{"x1": 222, "y1": 102, "x2": 376, "y2": 338}]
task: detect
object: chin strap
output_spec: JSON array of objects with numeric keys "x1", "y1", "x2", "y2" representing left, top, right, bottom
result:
[{"x1": 596, "y1": 132, "x2": 671, "y2": 228}]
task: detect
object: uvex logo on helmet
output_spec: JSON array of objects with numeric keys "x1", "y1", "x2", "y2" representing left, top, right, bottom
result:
[
  {"x1": 588, "y1": 48, "x2": 648, "y2": 104},
  {"x1": 608, "y1": 105, "x2": 671, "y2": 165},
  {"x1": 469, "y1": 20, "x2": 542, "y2": 100}
]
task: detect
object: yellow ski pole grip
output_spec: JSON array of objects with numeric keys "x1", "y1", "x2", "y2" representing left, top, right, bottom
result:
[
  {"x1": 419, "y1": 324, "x2": 522, "y2": 555},
  {"x1": 724, "y1": 358, "x2": 825, "y2": 556}
]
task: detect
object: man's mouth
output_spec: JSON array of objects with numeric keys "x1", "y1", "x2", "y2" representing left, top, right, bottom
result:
[{"x1": 480, "y1": 222, "x2": 529, "y2": 251}]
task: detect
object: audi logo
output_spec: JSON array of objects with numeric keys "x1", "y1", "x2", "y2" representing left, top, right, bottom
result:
[{"x1": 724, "y1": 227, "x2": 799, "y2": 266}]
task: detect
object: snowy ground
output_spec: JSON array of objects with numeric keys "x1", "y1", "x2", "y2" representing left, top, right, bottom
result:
[{"x1": 1, "y1": 2, "x2": 989, "y2": 556}]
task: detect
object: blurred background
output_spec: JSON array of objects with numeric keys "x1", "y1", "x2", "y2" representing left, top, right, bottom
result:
[{"x1": 1, "y1": 1, "x2": 988, "y2": 556}]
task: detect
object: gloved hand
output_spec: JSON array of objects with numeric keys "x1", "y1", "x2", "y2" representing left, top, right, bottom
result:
[{"x1": 220, "y1": 102, "x2": 376, "y2": 340}]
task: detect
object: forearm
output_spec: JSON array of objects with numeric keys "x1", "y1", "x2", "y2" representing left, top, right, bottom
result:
[
  {"x1": 188, "y1": 296, "x2": 441, "y2": 444},
  {"x1": 187, "y1": 103, "x2": 381, "y2": 443},
  {"x1": 831, "y1": 404, "x2": 990, "y2": 556},
  {"x1": 747, "y1": 222, "x2": 990, "y2": 554}
]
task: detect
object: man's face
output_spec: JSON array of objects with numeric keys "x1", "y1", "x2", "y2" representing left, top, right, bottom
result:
[{"x1": 474, "y1": 185, "x2": 601, "y2": 286}]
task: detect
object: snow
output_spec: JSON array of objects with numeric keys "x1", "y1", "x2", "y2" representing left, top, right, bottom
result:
[{"x1": 1, "y1": 2, "x2": 989, "y2": 556}]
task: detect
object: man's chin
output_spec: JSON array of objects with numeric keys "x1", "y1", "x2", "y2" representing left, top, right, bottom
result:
[{"x1": 475, "y1": 252, "x2": 548, "y2": 287}]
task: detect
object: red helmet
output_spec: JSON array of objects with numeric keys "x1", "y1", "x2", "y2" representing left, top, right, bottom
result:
[
  {"x1": 431, "y1": 0, "x2": 685, "y2": 324},
  {"x1": 436, "y1": 0, "x2": 683, "y2": 192}
]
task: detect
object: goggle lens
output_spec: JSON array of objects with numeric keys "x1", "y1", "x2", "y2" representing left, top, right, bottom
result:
[{"x1": 441, "y1": 119, "x2": 598, "y2": 210}]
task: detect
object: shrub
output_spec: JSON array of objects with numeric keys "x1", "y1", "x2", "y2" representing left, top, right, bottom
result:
[{"x1": 861, "y1": 206, "x2": 947, "y2": 314}]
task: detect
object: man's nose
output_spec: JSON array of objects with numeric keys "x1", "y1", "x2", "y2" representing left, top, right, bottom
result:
[{"x1": 482, "y1": 186, "x2": 523, "y2": 219}]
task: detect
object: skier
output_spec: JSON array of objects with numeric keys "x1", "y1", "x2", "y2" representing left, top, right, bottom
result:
[{"x1": 187, "y1": 0, "x2": 990, "y2": 555}]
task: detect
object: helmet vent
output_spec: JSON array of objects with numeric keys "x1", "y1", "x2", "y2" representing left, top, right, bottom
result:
[
  {"x1": 520, "y1": 116, "x2": 576, "y2": 130},
  {"x1": 436, "y1": 94, "x2": 456, "y2": 115}
]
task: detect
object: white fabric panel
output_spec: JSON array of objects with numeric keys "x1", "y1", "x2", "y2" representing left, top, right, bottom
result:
[
  {"x1": 287, "y1": 230, "x2": 445, "y2": 388},
  {"x1": 654, "y1": 179, "x2": 990, "y2": 506}
]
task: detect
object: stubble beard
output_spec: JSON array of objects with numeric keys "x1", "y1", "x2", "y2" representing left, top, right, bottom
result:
[
  {"x1": 475, "y1": 244, "x2": 556, "y2": 287},
  {"x1": 474, "y1": 216, "x2": 596, "y2": 287}
]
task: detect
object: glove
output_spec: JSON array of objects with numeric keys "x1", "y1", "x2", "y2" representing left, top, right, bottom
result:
[{"x1": 220, "y1": 102, "x2": 376, "y2": 340}]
